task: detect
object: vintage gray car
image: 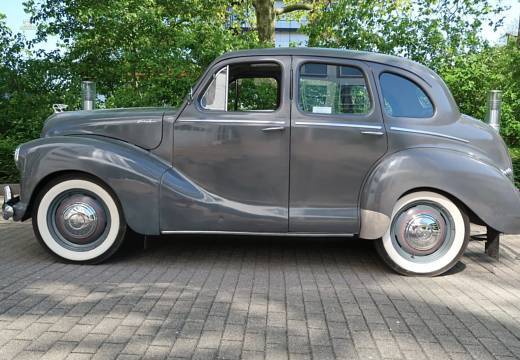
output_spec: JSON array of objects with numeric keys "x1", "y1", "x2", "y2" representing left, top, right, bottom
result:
[{"x1": 3, "y1": 48, "x2": 520, "y2": 276}]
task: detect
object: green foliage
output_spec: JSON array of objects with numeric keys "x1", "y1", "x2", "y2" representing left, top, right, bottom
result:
[
  {"x1": 510, "y1": 147, "x2": 520, "y2": 188},
  {"x1": 302, "y1": 0, "x2": 505, "y2": 69},
  {"x1": 228, "y1": 78, "x2": 279, "y2": 111},
  {"x1": 0, "y1": 138, "x2": 19, "y2": 183},
  {"x1": 0, "y1": 14, "x2": 80, "y2": 182},
  {"x1": 439, "y1": 41, "x2": 520, "y2": 145},
  {"x1": 24, "y1": 0, "x2": 259, "y2": 108}
]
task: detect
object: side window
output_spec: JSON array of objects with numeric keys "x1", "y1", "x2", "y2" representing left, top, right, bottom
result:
[
  {"x1": 200, "y1": 62, "x2": 281, "y2": 112},
  {"x1": 298, "y1": 63, "x2": 370, "y2": 115},
  {"x1": 228, "y1": 78, "x2": 278, "y2": 112},
  {"x1": 380, "y1": 72, "x2": 434, "y2": 118}
]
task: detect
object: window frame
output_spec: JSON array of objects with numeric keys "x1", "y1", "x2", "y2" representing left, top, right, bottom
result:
[
  {"x1": 295, "y1": 60, "x2": 375, "y2": 119},
  {"x1": 197, "y1": 61, "x2": 284, "y2": 115},
  {"x1": 378, "y1": 71, "x2": 436, "y2": 119},
  {"x1": 200, "y1": 65, "x2": 229, "y2": 112}
]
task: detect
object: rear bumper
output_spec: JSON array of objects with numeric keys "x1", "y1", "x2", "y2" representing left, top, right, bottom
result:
[{"x1": 2, "y1": 186, "x2": 24, "y2": 221}]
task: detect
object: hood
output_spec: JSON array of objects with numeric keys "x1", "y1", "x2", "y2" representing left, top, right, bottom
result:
[
  {"x1": 41, "y1": 107, "x2": 177, "y2": 150},
  {"x1": 457, "y1": 114, "x2": 513, "y2": 173}
]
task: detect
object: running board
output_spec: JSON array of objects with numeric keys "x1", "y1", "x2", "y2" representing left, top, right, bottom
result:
[{"x1": 161, "y1": 230, "x2": 355, "y2": 237}]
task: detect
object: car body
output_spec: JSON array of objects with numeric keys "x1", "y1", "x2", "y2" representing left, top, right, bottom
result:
[{"x1": 3, "y1": 48, "x2": 520, "y2": 275}]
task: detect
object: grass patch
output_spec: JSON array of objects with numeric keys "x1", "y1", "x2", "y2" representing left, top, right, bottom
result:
[{"x1": 510, "y1": 147, "x2": 520, "y2": 188}]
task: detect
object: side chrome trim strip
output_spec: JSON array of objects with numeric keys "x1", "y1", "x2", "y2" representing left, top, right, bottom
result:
[
  {"x1": 161, "y1": 230, "x2": 355, "y2": 237},
  {"x1": 294, "y1": 121, "x2": 383, "y2": 130},
  {"x1": 178, "y1": 119, "x2": 285, "y2": 125},
  {"x1": 390, "y1": 126, "x2": 470, "y2": 143}
]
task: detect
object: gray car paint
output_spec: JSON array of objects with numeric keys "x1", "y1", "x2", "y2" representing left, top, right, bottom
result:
[
  {"x1": 162, "y1": 56, "x2": 291, "y2": 233},
  {"x1": 42, "y1": 107, "x2": 170, "y2": 150},
  {"x1": 11, "y1": 48, "x2": 520, "y2": 238},
  {"x1": 360, "y1": 147, "x2": 520, "y2": 234},
  {"x1": 289, "y1": 56, "x2": 387, "y2": 234},
  {"x1": 15, "y1": 136, "x2": 170, "y2": 234}
]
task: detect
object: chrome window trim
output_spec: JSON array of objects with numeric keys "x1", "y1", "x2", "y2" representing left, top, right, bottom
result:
[
  {"x1": 177, "y1": 119, "x2": 286, "y2": 125},
  {"x1": 294, "y1": 121, "x2": 383, "y2": 130},
  {"x1": 161, "y1": 230, "x2": 354, "y2": 237},
  {"x1": 390, "y1": 126, "x2": 469, "y2": 143},
  {"x1": 200, "y1": 65, "x2": 229, "y2": 111}
]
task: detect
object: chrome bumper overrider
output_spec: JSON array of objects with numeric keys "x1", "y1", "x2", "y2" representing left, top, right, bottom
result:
[{"x1": 2, "y1": 186, "x2": 19, "y2": 221}]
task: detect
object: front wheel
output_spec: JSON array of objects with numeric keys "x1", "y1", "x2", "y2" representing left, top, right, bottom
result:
[
  {"x1": 375, "y1": 191, "x2": 469, "y2": 276},
  {"x1": 32, "y1": 176, "x2": 127, "y2": 264}
]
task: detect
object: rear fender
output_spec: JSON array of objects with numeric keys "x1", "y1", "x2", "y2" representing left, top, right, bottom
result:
[{"x1": 359, "y1": 148, "x2": 520, "y2": 238}]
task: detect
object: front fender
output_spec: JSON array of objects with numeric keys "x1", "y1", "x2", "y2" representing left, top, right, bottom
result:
[
  {"x1": 18, "y1": 136, "x2": 170, "y2": 235},
  {"x1": 360, "y1": 148, "x2": 520, "y2": 238}
]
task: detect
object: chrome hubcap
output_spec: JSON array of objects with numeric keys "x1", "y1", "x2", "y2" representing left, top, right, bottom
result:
[
  {"x1": 54, "y1": 194, "x2": 107, "y2": 245},
  {"x1": 62, "y1": 203, "x2": 98, "y2": 238},
  {"x1": 393, "y1": 205, "x2": 447, "y2": 256}
]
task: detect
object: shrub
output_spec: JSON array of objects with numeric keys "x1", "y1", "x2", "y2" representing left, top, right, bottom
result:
[
  {"x1": 439, "y1": 42, "x2": 520, "y2": 146},
  {"x1": 510, "y1": 148, "x2": 520, "y2": 188},
  {"x1": 0, "y1": 138, "x2": 19, "y2": 183}
]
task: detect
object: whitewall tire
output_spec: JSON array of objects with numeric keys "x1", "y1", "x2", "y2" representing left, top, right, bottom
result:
[
  {"x1": 32, "y1": 175, "x2": 127, "y2": 264},
  {"x1": 375, "y1": 191, "x2": 469, "y2": 276}
]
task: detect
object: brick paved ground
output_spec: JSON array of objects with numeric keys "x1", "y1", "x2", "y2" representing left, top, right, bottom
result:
[{"x1": 0, "y1": 221, "x2": 520, "y2": 359}]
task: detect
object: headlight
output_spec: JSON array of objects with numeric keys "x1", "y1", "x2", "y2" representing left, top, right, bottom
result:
[{"x1": 14, "y1": 145, "x2": 21, "y2": 165}]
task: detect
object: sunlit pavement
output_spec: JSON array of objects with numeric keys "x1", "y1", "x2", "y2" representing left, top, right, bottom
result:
[{"x1": 0, "y1": 220, "x2": 519, "y2": 360}]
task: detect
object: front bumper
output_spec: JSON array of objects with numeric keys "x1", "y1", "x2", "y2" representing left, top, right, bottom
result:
[{"x1": 2, "y1": 186, "x2": 20, "y2": 221}]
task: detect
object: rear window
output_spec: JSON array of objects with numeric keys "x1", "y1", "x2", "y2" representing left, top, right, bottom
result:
[{"x1": 380, "y1": 73, "x2": 434, "y2": 118}]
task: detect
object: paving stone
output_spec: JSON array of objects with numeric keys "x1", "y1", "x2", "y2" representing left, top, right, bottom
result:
[
  {"x1": 1, "y1": 223, "x2": 520, "y2": 360},
  {"x1": 197, "y1": 330, "x2": 222, "y2": 349},
  {"x1": 169, "y1": 337, "x2": 197, "y2": 358},
  {"x1": 40, "y1": 341, "x2": 77, "y2": 360}
]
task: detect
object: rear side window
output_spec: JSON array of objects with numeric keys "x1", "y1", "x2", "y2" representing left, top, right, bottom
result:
[
  {"x1": 299, "y1": 63, "x2": 370, "y2": 115},
  {"x1": 380, "y1": 73, "x2": 433, "y2": 118}
]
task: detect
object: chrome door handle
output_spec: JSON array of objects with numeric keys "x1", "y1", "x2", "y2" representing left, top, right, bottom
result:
[
  {"x1": 361, "y1": 131, "x2": 384, "y2": 136},
  {"x1": 262, "y1": 126, "x2": 285, "y2": 132}
]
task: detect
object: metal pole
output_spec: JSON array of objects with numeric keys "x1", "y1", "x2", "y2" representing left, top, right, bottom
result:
[
  {"x1": 485, "y1": 90, "x2": 502, "y2": 132},
  {"x1": 82, "y1": 81, "x2": 96, "y2": 110}
]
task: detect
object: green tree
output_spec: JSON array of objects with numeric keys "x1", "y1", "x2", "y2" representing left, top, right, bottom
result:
[
  {"x1": 25, "y1": 0, "x2": 259, "y2": 107},
  {"x1": 439, "y1": 40, "x2": 520, "y2": 145},
  {"x1": 302, "y1": 0, "x2": 506, "y2": 69},
  {"x1": 251, "y1": 0, "x2": 312, "y2": 45},
  {"x1": 0, "y1": 13, "x2": 79, "y2": 181}
]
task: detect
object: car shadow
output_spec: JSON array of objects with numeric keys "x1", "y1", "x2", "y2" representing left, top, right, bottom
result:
[{"x1": 113, "y1": 232, "x2": 469, "y2": 277}]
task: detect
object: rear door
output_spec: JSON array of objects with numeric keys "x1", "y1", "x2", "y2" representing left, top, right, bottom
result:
[{"x1": 289, "y1": 57, "x2": 387, "y2": 233}]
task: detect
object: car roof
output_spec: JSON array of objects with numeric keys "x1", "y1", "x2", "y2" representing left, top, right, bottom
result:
[{"x1": 214, "y1": 47, "x2": 437, "y2": 81}]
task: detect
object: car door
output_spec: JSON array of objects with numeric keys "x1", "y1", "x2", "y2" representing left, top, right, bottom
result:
[
  {"x1": 161, "y1": 56, "x2": 291, "y2": 233},
  {"x1": 290, "y1": 56, "x2": 387, "y2": 233}
]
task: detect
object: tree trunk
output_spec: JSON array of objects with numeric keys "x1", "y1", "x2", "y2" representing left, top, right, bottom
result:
[
  {"x1": 254, "y1": 0, "x2": 276, "y2": 45},
  {"x1": 253, "y1": 0, "x2": 313, "y2": 46},
  {"x1": 517, "y1": 15, "x2": 519, "y2": 48}
]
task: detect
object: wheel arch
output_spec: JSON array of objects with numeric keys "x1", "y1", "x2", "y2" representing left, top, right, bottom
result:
[
  {"x1": 26, "y1": 170, "x2": 120, "y2": 220},
  {"x1": 399, "y1": 186, "x2": 484, "y2": 227}
]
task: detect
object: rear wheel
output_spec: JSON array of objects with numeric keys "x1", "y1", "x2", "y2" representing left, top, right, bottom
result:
[
  {"x1": 375, "y1": 191, "x2": 469, "y2": 276},
  {"x1": 32, "y1": 175, "x2": 127, "y2": 264}
]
